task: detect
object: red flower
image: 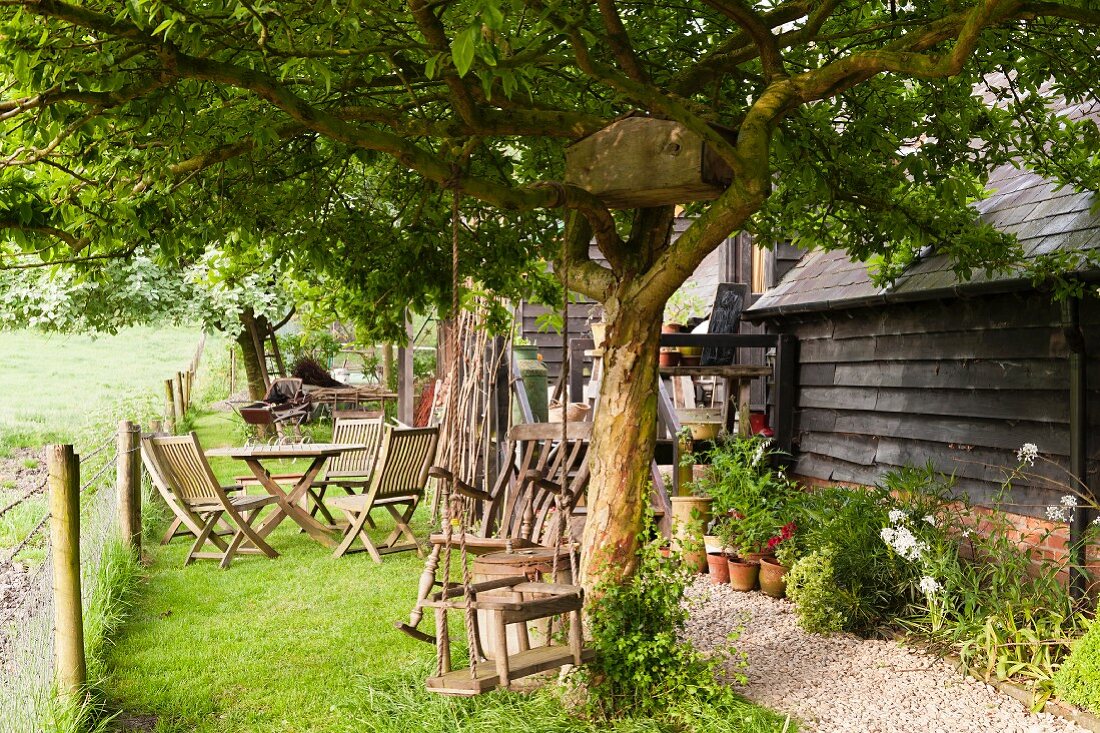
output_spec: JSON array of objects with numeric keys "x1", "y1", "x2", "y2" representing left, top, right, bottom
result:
[
  {"x1": 766, "y1": 535, "x2": 782, "y2": 550},
  {"x1": 780, "y1": 522, "x2": 797, "y2": 540}
]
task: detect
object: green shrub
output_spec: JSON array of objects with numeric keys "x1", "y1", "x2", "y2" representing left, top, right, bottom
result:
[
  {"x1": 1054, "y1": 620, "x2": 1100, "y2": 712},
  {"x1": 580, "y1": 515, "x2": 795, "y2": 733},
  {"x1": 785, "y1": 549, "x2": 848, "y2": 633}
]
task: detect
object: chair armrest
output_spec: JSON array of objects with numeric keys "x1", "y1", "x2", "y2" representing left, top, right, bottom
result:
[
  {"x1": 522, "y1": 470, "x2": 564, "y2": 495},
  {"x1": 428, "y1": 466, "x2": 492, "y2": 502}
]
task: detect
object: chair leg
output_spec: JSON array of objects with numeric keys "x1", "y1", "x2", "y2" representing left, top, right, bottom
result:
[
  {"x1": 233, "y1": 508, "x2": 280, "y2": 559},
  {"x1": 382, "y1": 503, "x2": 422, "y2": 557},
  {"x1": 396, "y1": 543, "x2": 441, "y2": 643},
  {"x1": 333, "y1": 506, "x2": 381, "y2": 562},
  {"x1": 161, "y1": 517, "x2": 182, "y2": 545},
  {"x1": 186, "y1": 511, "x2": 222, "y2": 566}
]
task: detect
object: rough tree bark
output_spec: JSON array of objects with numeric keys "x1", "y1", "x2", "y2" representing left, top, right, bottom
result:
[{"x1": 236, "y1": 308, "x2": 271, "y2": 400}]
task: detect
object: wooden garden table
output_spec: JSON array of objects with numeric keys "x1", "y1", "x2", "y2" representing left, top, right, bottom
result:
[{"x1": 205, "y1": 443, "x2": 367, "y2": 548}]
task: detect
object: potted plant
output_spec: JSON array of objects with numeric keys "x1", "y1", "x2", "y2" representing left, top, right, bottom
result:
[
  {"x1": 717, "y1": 518, "x2": 759, "y2": 592},
  {"x1": 670, "y1": 484, "x2": 712, "y2": 573},
  {"x1": 759, "y1": 523, "x2": 797, "y2": 598}
]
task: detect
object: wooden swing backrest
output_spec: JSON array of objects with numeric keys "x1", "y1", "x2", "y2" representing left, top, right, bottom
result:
[
  {"x1": 326, "y1": 417, "x2": 385, "y2": 478},
  {"x1": 142, "y1": 432, "x2": 229, "y2": 508},
  {"x1": 486, "y1": 421, "x2": 592, "y2": 545},
  {"x1": 366, "y1": 426, "x2": 440, "y2": 503}
]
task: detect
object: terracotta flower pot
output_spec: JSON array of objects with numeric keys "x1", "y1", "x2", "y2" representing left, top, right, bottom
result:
[
  {"x1": 741, "y1": 550, "x2": 776, "y2": 565},
  {"x1": 658, "y1": 349, "x2": 682, "y2": 367},
  {"x1": 727, "y1": 556, "x2": 759, "y2": 592},
  {"x1": 706, "y1": 552, "x2": 730, "y2": 584},
  {"x1": 662, "y1": 323, "x2": 683, "y2": 334},
  {"x1": 758, "y1": 556, "x2": 789, "y2": 598}
]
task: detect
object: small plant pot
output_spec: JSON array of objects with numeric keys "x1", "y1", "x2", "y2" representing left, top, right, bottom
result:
[
  {"x1": 727, "y1": 556, "x2": 759, "y2": 592},
  {"x1": 680, "y1": 355, "x2": 701, "y2": 366},
  {"x1": 659, "y1": 349, "x2": 682, "y2": 367},
  {"x1": 706, "y1": 552, "x2": 730, "y2": 584},
  {"x1": 741, "y1": 550, "x2": 775, "y2": 565},
  {"x1": 662, "y1": 323, "x2": 683, "y2": 334},
  {"x1": 758, "y1": 556, "x2": 789, "y2": 598}
]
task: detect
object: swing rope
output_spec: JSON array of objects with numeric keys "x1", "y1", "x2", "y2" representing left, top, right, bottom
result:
[{"x1": 437, "y1": 176, "x2": 480, "y2": 680}]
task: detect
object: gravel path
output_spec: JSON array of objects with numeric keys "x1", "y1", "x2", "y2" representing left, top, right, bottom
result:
[{"x1": 684, "y1": 578, "x2": 1087, "y2": 733}]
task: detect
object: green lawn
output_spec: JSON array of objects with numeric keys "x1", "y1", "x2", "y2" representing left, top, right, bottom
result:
[
  {"x1": 0, "y1": 326, "x2": 204, "y2": 452},
  {"x1": 104, "y1": 409, "x2": 791, "y2": 733}
]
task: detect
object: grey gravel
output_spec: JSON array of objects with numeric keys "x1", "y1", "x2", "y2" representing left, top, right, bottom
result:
[{"x1": 684, "y1": 578, "x2": 1087, "y2": 733}]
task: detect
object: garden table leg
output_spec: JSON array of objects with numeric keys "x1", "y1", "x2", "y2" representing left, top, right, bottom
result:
[{"x1": 247, "y1": 457, "x2": 338, "y2": 547}]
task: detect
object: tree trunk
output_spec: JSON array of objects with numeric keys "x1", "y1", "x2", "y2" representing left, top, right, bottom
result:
[
  {"x1": 579, "y1": 294, "x2": 663, "y2": 592},
  {"x1": 236, "y1": 309, "x2": 269, "y2": 400}
]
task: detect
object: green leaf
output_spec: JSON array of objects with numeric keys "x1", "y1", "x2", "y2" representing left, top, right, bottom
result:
[{"x1": 451, "y1": 25, "x2": 479, "y2": 78}]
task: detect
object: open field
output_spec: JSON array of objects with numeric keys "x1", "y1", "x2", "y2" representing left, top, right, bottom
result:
[{"x1": 0, "y1": 326, "x2": 204, "y2": 453}]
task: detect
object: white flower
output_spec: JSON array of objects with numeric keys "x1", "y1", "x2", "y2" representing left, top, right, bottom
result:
[
  {"x1": 1046, "y1": 505, "x2": 1071, "y2": 523},
  {"x1": 919, "y1": 576, "x2": 941, "y2": 595},
  {"x1": 1016, "y1": 443, "x2": 1039, "y2": 466},
  {"x1": 922, "y1": 515, "x2": 936, "y2": 527},
  {"x1": 750, "y1": 439, "x2": 773, "y2": 468},
  {"x1": 961, "y1": 528, "x2": 972, "y2": 538},
  {"x1": 881, "y1": 525, "x2": 926, "y2": 561},
  {"x1": 1093, "y1": 515, "x2": 1100, "y2": 526},
  {"x1": 888, "y1": 509, "x2": 907, "y2": 524},
  {"x1": 1060, "y1": 495, "x2": 1079, "y2": 508}
]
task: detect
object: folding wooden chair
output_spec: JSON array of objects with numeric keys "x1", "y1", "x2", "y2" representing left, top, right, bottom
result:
[
  {"x1": 142, "y1": 432, "x2": 281, "y2": 569},
  {"x1": 305, "y1": 416, "x2": 385, "y2": 526},
  {"x1": 142, "y1": 437, "x2": 240, "y2": 547},
  {"x1": 329, "y1": 426, "x2": 438, "y2": 561}
]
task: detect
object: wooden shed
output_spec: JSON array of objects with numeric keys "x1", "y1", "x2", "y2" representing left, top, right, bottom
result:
[{"x1": 744, "y1": 153, "x2": 1100, "y2": 521}]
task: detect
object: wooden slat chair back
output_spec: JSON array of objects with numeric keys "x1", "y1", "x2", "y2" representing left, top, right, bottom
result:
[
  {"x1": 329, "y1": 426, "x2": 439, "y2": 561},
  {"x1": 492, "y1": 422, "x2": 592, "y2": 546},
  {"x1": 142, "y1": 432, "x2": 280, "y2": 569},
  {"x1": 326, "y1": 417, "x2": 385, "y2": 477},
  {"x1": 141, "y1": 436, "x2": 234, "y2": 548},
  {"x1": 304, "y1": 416, "x2": 386, "y2": 527},
  {"x1": 396, "y1": 421, "x2": 592, "y2": 644}
]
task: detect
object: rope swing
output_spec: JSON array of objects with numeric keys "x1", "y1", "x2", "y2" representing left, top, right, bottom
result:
[{"x1": 424, "y1": 181, "x2": 590, "y2": 696}]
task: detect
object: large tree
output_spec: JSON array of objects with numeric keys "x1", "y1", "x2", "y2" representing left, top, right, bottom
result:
[{"x1": 1, "y1": 0, "x2": 1099, "y2": 590}]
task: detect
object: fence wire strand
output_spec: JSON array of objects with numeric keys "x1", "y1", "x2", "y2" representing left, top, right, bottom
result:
[
  {"x1": 1, "y1": 438, "x2": 120, "y2": 733},
  {"x1": 0, "y1": 476, "x2": 47, "y2": 520}
]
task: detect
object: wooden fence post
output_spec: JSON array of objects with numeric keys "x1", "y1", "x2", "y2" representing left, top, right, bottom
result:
[
  {"x1": 149, "y1": 419, "x2": 163, "y2": 435},
  {"x1": 48, "y1": 444, "x2": 86, "y2": 697},
  {"x1": 164, "y1": 379, "x2": 176, "y2": 434},
  {"x1": 116, "y1": 421, "x2": 141, "y2": 552},
  {"x1": 173, "y1": 372, "x2": 185, "y2": 424}
]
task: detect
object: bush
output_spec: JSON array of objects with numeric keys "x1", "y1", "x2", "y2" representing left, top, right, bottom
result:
[
  {"x1": 1053, "y1": 620, "x2": 1100, "y2": 713},
  {"x1": 785, "y1": 549, "x2": 848, "y2": 633}
]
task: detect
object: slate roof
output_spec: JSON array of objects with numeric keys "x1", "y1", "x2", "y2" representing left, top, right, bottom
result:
[{"x1": 746, "y1": 100, "x2": 1100, "y2": 319}]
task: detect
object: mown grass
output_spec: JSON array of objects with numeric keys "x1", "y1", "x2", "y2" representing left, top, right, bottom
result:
[
  {"x1": 0, "y1": 325, "x2": 204, "y2": 453},
  {"x1": 103, "y1": 408, "x2": 791, "y2": 733}
]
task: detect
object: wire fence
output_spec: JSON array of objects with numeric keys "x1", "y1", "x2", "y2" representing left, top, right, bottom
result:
[{"x1": 0, "y1": 435, "x2": 121, "y2": 733}]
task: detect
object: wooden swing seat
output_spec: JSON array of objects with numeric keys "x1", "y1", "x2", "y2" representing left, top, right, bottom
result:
[{"x1": 422, "y1": 576, "x2": 593, "y2": 696}]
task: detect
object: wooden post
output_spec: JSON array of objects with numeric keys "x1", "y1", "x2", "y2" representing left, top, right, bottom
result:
[
  {"x1": 229, "y1": 346, "x2": 236, "y2": 394},
  {"x1": 773, "y1": 335, "x2": 798, "y2": 461},
  {"x1": 149, "y1": 419, "x2": 163, "y2": 435},
  {"x1": 48, "y1": 444, "x2": 86, "y2": 697},
  {"x1": 173, "y1": 372, "x2": 185, "y2": 423},
  {"x1": 164, "y1": 378, "x2": 176, "y2": 434},
  {"x1": 397, "y1": 318, "x2": 415, "y2": 425},
  {"x1": 116, "y1": 421, "x2": 141, "y2": 552}
]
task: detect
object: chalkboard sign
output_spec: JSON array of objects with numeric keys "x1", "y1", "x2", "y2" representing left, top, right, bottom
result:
[{"x1": 700, "y1": 283, "x2": 749, "y2": 366}]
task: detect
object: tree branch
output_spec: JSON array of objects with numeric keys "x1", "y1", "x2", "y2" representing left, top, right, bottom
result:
[
  {"x1": 700, "y1": 0, "x2": 787, "y2": 81},
  {"x1": 595, "y1": 0, "x2": 649, "y2": 84},
  {"x1": 0, "y1": 220, "x2": 90, "y2": 251}
]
